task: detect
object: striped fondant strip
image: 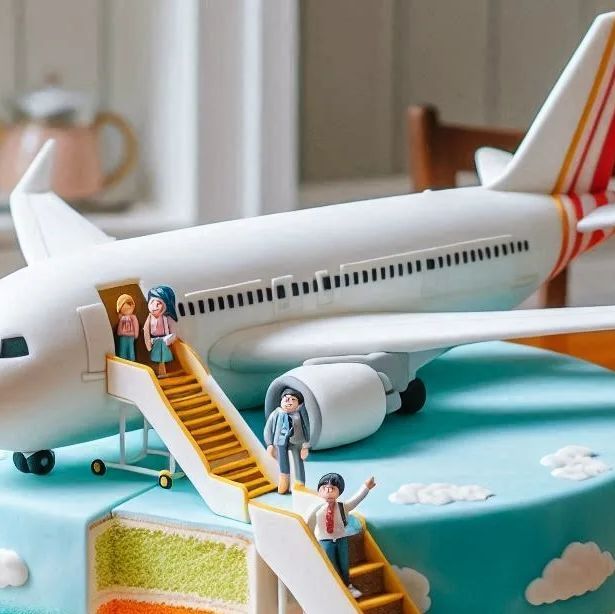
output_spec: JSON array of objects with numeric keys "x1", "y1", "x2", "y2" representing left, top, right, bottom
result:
[
  {"x1": 554, "y1": 20, "x2": 615, "y2": 194},
  {"x1": 97, "y1": 600, "x2": 215, "y2": 614}
]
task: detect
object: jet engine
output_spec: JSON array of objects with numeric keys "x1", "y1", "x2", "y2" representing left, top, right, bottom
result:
[{"x1": 264, "y1": 362, "x2": 387, "y2": 449}]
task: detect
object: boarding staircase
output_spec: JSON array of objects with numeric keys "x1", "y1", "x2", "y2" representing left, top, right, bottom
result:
[
  {"x1": 107, "y1": 340, "x2": 277, "y2": 522},
  {"x1": 106, "y1": 339, "x2": 419, "y2": 613}
]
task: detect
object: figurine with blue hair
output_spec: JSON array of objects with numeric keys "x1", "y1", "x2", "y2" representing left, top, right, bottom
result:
[{"x1": 143, "y1": 285, "x2": 178, "y2": 378}]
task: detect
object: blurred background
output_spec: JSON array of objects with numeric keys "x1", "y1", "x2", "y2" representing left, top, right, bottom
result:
[{"x1": 0, "y1": 0, "x2": 613, "y2": 306}]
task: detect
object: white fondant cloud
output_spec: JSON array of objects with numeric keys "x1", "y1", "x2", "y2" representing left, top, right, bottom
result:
[
  {"x1": 0, "y1": 451, "x2": 7, "y2": 461},
  {"x1": 525, "y1": 542, "x2": 615, "y2": 605},
  {"x1": 388, "y1": 483, "x2": 493, "y2": 506},
  {"x1": 541, "y1": 445, "x2": 610, "y2": 481},
  {"x1": 0, "y1": 549, "x2": 28, "y2": 588},
  {"x1": 393, "y1": 565, "x2": 431, "y2": 612}
]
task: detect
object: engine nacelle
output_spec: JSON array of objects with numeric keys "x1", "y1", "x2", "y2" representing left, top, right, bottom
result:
[{"x1": 264, "y1": 363, "x2": 387, "y2": 449}]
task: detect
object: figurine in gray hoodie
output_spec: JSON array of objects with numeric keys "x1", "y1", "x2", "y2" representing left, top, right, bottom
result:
[{"x1": 264, "y1": 388, "x2": 310, "y2": 494}]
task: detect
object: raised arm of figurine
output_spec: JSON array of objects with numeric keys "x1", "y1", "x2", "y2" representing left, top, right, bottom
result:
[{"x1": 343, "y1": 476, "x2": 376, "y2": 513}]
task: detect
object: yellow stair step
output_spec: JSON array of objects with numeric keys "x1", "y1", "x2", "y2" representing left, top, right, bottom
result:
[
  {"x1": 165, "y1": 369, "x2": 186, "y2": 378},
  {"x1": 350, "y1": 562, "x2": 385, "y2": 578},
  {"x1": 357, "y1": 593, "x2": 404, "y2": 611},
  {"x1": 223, "y1": 465, "x2": 260, "y2": 481},
  {"x1": 159, "y1": 374, "x2": 198, "y2": 388},
  {"x1": 176, "y1": 407, "x2": 217, "y2": 423},
  {"x1": 164, "y1": 383, "x2": 202, "y2": 397},
  {"x1": 172, "y1": 394, "x2": 212, "y2": 410},
  {"x1": 213, "y1": 457, "x2": 257, "y2": 475},
  {"x1": 182, "y1": 413, "x2": 223, "y2": 430},
  {"x1": 247, "y1": 482, "x2": 277, "y2": 498},
  {"x1": 196, "y1": 429, "x2": 233, "y2": 447},
  {"x1": 190, "y1": 420, "x2": 229, "y2": 437},
  {"x1": 205, "y1": 441, "x2": 244, "y2": 461},
  {"x1": 243, "y1": 476, "x2": 268, "y2": 489}
]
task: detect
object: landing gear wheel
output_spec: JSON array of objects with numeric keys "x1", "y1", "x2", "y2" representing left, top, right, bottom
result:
[
  {"x1": 398, "y1": 378, "x2": 427, "y2": 415},
  {"x1": 12, "y1": 452, "x2": 30, "y2": 474},
  {"x1": 91, "y1": 459, "x2": 107, "y2": 476},
  {"x1": 14, "y1": 450, "x2": 56, "y2": 475},
  {"x1": 158, "y1": 470, "x2": 173, "y2": 490}
]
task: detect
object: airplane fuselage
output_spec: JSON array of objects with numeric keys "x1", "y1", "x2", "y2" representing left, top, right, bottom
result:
[{"x1": 0, "y1": 186, "x2": 577, "y2": 451}]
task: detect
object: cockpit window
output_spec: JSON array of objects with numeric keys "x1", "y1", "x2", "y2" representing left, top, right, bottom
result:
[{"x1": 1, "y1": 337, "x2": 29, "y2": 358}]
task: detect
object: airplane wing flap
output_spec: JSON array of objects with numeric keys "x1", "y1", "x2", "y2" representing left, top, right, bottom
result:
[{"x1": 209, "y1": 307, "x2": 615, "y2": 371}]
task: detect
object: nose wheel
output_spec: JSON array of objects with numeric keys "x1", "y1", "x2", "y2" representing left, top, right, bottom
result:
[{"x1": 13, "y1": 450, "x2": 56, "y2": 475}]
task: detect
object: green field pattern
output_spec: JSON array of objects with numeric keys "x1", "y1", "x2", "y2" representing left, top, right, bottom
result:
[{"x1": 95, "y1": 522, "x2": 248, "y2": 604}]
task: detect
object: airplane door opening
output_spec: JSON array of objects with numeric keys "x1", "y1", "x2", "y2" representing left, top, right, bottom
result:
[{"x1": 97, "y1": 282, "x2": 181, "y2": 373}]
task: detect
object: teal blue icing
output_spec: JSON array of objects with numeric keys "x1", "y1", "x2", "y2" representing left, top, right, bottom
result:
[
  {"x1": 114, "y1": 477, "x2": 253, "y2": 536},
  {"x1": 5, "y1": 342, "x2": 615, "y2": 613},
  {"x1": 242, "y1": 341, "x2": 615, "y2": 613},
  {"x1": 0, "y1": 430, "x2": 156, "y2": 614}
]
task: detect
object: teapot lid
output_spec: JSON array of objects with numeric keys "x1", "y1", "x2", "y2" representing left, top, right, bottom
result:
[{"x1": 12, "y1": 81, "x2": 96, "y2": 124}]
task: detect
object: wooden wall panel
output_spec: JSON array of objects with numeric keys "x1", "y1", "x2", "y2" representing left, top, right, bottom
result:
[
  {"x1": 393, "y1": 0, "x2": 490, "y2": 173},
  {"x1": 495, "y1": 0, "x2": 583, "y2": 129},
  {"x1": 402, "y1": 0, "x2": 490, "y2": 125},
  {"x1": 300, "y1": 0, "x2": 395, "y2": 181},
  {"x1": 22, "y1": 0, "x2": 101, "y2": 91},
  {"x1": 0, "y1": 0, "x2": 17, "y2": 98}
]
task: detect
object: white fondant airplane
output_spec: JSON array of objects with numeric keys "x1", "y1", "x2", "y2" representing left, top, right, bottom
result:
[{"x1": 4, "y1": 13, "x2": 615, "y2": 473}]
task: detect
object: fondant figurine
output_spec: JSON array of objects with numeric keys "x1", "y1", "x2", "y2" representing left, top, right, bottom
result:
[
  {"x1": 143, "y1": 285, "x2": 178, "y2": 378},
  {"x1": 314, "y1": 473, "x2": 376, "y2": 599},
  {"x1": 264, "y1": 388, "x2": 310, "y2": 494},
  {"x1": 115, "y1": 294, "x2": 139, "y2": 361}
]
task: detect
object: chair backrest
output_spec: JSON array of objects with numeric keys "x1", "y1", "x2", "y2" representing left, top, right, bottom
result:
[
  {"x1": 406, "y1": 104, "x2": 566, "y2": 307},
  {"x1": 407, "y1": 104, "x2": 524, "y2": 192}
]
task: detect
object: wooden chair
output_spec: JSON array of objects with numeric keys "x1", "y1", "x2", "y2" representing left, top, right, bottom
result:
[{"x1": 407, "y1": 104, "x2": 567, "y2": 307}]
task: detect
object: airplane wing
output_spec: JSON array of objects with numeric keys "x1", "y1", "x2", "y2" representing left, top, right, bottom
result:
[
  {"x1": 209, "y1": 306, "x2": 615, "y2": 372},
  {"x1": 9, "y1": 141, "x2": 114, "y2": 265}
]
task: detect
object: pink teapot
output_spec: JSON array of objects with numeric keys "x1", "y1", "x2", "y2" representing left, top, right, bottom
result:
[{"x1": 0, "y1": 84, "x2": 138, "y2": 200}]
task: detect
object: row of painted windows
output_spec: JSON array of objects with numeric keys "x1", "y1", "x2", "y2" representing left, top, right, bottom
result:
[{"x1": 177, "y1": 239, "x2": 530, "y2": 318}]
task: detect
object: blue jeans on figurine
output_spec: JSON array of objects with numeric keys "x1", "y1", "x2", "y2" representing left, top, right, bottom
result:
[
  {"x1": 275, "y1": 442, "x2": 306, "y2": 484},
  {"x1": 116, "y1": 335, "x2": 136, "y2": 361},
  {"x1": 319, "y1": 537, "x2": 350, "y2": 584}
]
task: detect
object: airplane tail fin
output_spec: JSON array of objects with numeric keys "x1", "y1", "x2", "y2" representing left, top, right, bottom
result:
[{"x1": 487, "y1": 12, "x2": 615, "y2": 195}]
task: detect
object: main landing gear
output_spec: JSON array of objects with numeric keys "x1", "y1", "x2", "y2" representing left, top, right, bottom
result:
[
  {"x1": 398, "y1": 378, "x2": 427, "y2": 415},
  {"x1": 13, "y1": 450, "x2": 56, "y2": 475}
]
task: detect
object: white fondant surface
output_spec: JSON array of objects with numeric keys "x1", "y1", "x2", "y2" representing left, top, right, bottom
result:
[
  {"x1": 0, "y1": 550, "x2": 28, "y2": 588},
  {"x1": 393, "y1": 566, "x2": 431, "y2": 613},
  {"x1": 541, "y1": 445, "x2": 611, "y2": 481},
  {"x1": 525, "y1": 542, "x2": 615, "y2": 605},
  {"x1": 388, "y1": 483, "x2": 493, "y2": 506}
]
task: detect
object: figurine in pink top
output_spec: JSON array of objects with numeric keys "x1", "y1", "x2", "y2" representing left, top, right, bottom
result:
[
  {"x1": 115, "y1": 294, "x2": 139, "y2": 361},
  {"x1": 143, "y1": 285, "x2": 178, "y2": 378}
]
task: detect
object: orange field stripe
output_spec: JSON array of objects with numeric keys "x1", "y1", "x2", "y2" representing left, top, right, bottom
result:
[
  {"x1": 553, "y1": 20, "x2": 615, "y2": 194},
  {"x1": 98, "y1": 600, "x2": 215, "y2": 614}
]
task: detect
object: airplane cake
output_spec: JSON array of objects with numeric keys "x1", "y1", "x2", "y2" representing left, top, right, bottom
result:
[{"x1": 3, "y1": 10, "x2": 615, "y2": 614}]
